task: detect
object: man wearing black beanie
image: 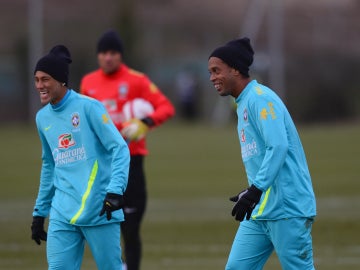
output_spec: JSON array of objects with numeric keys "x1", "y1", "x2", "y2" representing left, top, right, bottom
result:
[
  {"x1": 209, "y1": 37, "x2": 254, "y2": 78},
  {"x1": 81, "y1": 30, "x2": 175, "y2": 270},
  {"x1": 31, "y1": 45, "x2": 130, "y2": 270},
  {"x1": 96, "y1": 30, "x2": 124, "y2": 55},
  {"x1": 208, "y1": 38, "x2": 316, "y2": 270},
  {"x1": 33, "y1": 45, "x2": 72, "y2": 105}
]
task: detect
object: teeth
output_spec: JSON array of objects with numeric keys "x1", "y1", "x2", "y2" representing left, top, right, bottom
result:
[{"x1": 214, "y1": 84, "x2": 220, "y2": 90}]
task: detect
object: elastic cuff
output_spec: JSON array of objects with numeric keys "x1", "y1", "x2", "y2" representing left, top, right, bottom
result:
[{"x1": 249, "y1": 184, "x2": 263, "y2": 196}]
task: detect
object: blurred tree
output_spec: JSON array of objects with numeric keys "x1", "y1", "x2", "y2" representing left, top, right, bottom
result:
[
  {"x1": 0, "y1": 0, "x2": 359, "y2": 124},
  {"x1": 114, "y1": 0, "x2": 142, "y2": 69}
]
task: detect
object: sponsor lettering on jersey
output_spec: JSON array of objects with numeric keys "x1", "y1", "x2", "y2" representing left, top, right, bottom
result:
[
  {"x1": 241, "y1": 139, "x2": 258, "y2": 159},
  {"x1": 54, "y1": 133, "x2": 87, "y2": 166},
  {"x1": 52, "y1": 146, "x2": 87, "y2": 166}
]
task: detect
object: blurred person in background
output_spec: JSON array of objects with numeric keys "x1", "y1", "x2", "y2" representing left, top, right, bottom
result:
[
  {"x1": 208, "y1": 37, "x2": 316, "y2": 270},
  {"x1": 31, "y1": 45, "x2": 130, "y2": 269},
  {"x1": 175, "y1": 69, "x2": 199, "y2": 121},
  {"x1": 80, "y1": 30, "x2": 175, "y2": 270}
]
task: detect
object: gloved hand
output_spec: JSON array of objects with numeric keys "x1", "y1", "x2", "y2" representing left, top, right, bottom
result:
[
  {"x1": 229, "y1": 184, "x2": 263, "y2": 222},
  {"x1": 121, "y1": 118, "x2": 149, "y2": 142},
  {"x1": 99, "y1": 193, "x2": 125, "y2": 221},
  {"x1": 31, "y1": 216, "x2": 47, "y2": 245}
]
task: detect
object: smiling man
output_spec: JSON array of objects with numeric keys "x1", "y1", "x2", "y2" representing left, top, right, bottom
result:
[
  {"x1": 208, "y1": 38, "x2": 317, "y2": 270},
  {"x1": 31, "y1": 45, "x2": 130, "y2": 270}
]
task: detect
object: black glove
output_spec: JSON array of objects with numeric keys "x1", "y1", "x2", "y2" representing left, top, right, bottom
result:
[
  {"x1": 31, "y1": 216, "x2": 47, "y2": 245},
  {"x1": 141, "y1": 117, "x2": 155, "y2": 127},
  {"x1": 99, "y1": 193, "x2": 125, "y2": 221},
  {"x1": 230, "y1": 185, "x2": 263, "y2": 222}
]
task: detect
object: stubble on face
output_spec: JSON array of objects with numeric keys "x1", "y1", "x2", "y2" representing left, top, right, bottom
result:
[{"x1": 98, "y1": 51, "x2": 122, "y2": 75}]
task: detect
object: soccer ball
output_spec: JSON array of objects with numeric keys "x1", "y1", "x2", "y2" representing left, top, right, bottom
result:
[{"x1": 122, "y1": 98, "x2": 154, "y2": 121}]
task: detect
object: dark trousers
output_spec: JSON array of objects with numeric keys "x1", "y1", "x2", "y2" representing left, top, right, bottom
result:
[{"x1": 121, "y1": 155, "x2": 147, "y2": 270}]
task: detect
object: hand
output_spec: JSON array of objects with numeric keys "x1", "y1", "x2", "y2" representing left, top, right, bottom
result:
[
  {"x1": 121, "y1": 118, "x2": 149, "y2": 141},
  {"x1": 229, "y1": 185, "x2": 262, "y2": 222},
  {"x1": 99, "y1": 193, "x2": 125, "y2": 221},
  {"x1": 31, "y1": 216, "x2": 47, "y2": 245}
]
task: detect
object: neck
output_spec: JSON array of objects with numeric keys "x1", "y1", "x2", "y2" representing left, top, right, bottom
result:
[
  {"x1": 51, "y1": 87, "x2": 69, "y2": 105},
  {"x1": 233, "y1": 77, "x2": 251, "y2": 98}
]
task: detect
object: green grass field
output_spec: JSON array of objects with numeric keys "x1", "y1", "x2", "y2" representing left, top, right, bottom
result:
[{"x1": 1, "y1": 121, "x2": 359, "y2": 269}]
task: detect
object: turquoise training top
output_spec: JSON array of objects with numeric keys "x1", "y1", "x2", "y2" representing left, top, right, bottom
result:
[
  {"x1": 33, "y1": 90, "x2": 130, "y2": 226},
  {"x1": 235, "y1": 80, "x2": 316, "y2": 220}
]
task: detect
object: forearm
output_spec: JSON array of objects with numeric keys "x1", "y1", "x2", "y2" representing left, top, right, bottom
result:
[
  {"x1": 33, "y1": 161, "x2": 55, "y2": 217},
  {"x1": 106, "y1": 142, "x2": 130, "y2": 194},
  {"x1": 253, "y1": 143, "x2": 288, "y2": 191}
]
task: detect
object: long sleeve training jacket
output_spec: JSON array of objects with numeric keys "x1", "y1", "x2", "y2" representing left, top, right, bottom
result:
[
  {"x1": 235, "y1": 80, "x2": 316, "y2": 220},
  {"x1": 33, "y1": 90, "x2": 130, "y2": 226}
]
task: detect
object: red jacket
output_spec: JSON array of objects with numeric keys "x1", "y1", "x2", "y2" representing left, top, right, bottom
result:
[{"x1": 80, "y1": 64, "x2": 175, "y2": 155}]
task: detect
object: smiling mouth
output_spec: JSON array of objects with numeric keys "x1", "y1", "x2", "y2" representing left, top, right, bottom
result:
[
  {"x1": 214, "y1": 83, "x2": 221, "y2": 90},
  {"x1": 39, "y1": 90, "x2": 50, "y2": 99}
]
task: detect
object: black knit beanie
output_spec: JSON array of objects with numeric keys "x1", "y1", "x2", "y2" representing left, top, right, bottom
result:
[
  {"x1": 97, "y1": 30, "x2": 123, "y2": 54},
  {"x1": 209, "y1": 37, "x2": 254, "y2": 77},
  {"x1": 34, "y1": 45, "x2": 72, "y2": 85}
]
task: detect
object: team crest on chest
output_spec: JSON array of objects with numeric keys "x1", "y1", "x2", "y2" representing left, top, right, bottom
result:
[
  {"x1": 71, "y1": 112, "x2": 80, "y2": 128},
  {"x1": 243, "y1": 109, "x2": 248, "y2": 122},
  {"x1": 118, "y1": 83, "x2": 129, "y2": 98}
]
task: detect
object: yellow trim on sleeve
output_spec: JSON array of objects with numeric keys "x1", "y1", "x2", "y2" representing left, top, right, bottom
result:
[
  {"x1": 70, "y1": 160, "x2": 98, "y2": 224},
  {"x1": 252, "y1": 187, "x2": 271, "y2": 219}
]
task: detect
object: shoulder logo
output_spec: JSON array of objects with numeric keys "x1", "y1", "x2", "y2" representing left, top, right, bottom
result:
[
  {"x1": 150, "y1": 83, "x2": 159, "y2": 93},
  {"x1": 129, "y1": 69, "x2": 143, "y2": 76},
  {"x1": 44, "y1": 125, "x2": 52, "y2": 131},
  {"x1": 255, "y1": 86, "x2": 264, "y2": 95},
  {"x1": 58, "y1": 133, "x2": 76, "y2": 149},
  {"x1": 260, "y1": 108, "x2": 268, "y2": 120},
  {"x1": 102, "y1": 114, "x2": 110, "y2": 124},
  {"x1": 260, "y1": 102, "x2": 277, "y2": 120}
]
